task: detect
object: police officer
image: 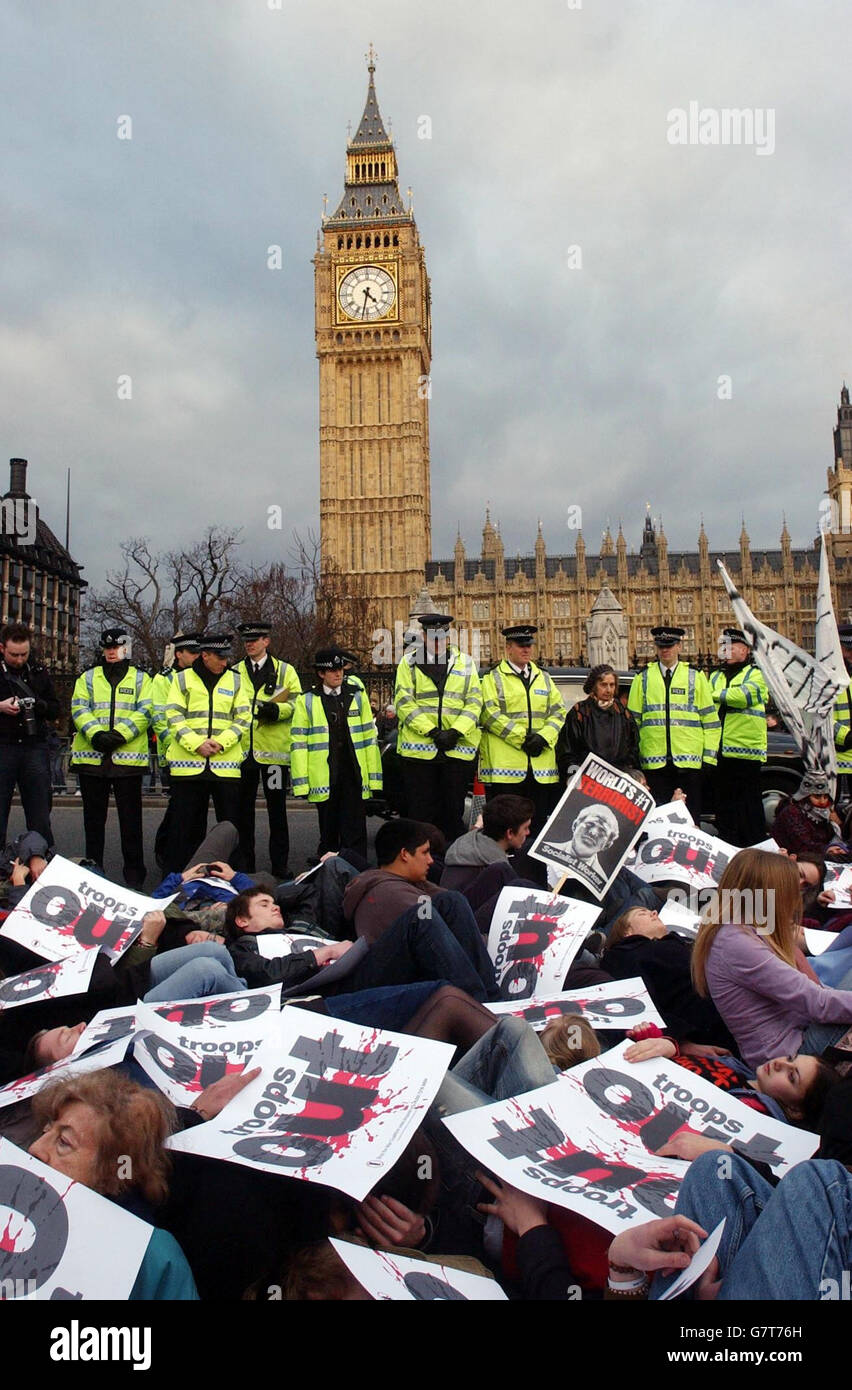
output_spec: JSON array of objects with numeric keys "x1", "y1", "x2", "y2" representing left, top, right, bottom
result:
[
  {"x1": 833, "y1": 623, "x2": 852, "y2": 806},
  {"x1": 708, "y1": 627, "x2": 769, "y2": 846},
  {"x1": 234, "y1": 620, "x2": 302, "y2": 878},
  {"x1": 290, "y1": 647, "x2": 382, "y2": 860},
  {"x1": 70, "y1": 627, "x2": 152, "y2": 886},
  {"x1": 628, "y1": 625, "x2": 720, "y2": 822},
  {"x1": 0, "y1": 621, "x2": 60, "y2": 849},
  {"x1": 163, "y1": 632, "x2": 251, "y2": 871},
  {"x1": 479, "y1": 624, "x2": 566, "y2": 837},
  {"x1": 394, "y1": 612, "x2": 482, "y2": 842},
  {"x1": 151, "y1": 632, "x2": 201, "y2": 871}
]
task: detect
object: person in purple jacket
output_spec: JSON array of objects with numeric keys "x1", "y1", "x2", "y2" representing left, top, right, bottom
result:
[{"x1": 692, "y1": 847, "x2": 852, "y2": 1067}]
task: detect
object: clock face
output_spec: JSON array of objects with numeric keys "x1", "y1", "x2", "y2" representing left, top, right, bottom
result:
[{"x1": 338, "y1": 265, "x2": 396, "y2": 321}]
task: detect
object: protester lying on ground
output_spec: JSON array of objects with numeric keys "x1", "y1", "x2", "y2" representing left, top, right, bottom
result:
[
  {"x1": 623, "y1": 1027, "x2": 842, "y2": 1151},
  {"x1": 476, "y1": 1171, "x2": 705, "y2": 1301},
  {"x1": 245, "y1": 1131, "x2": 497, "y2": 1299},
  {"x1": 652, "y1": 1149, "x2": 852, "y2": 1300},
  {"x1": 29, "y1": 1069, "x2": 199, "y2": 1299},
  {"x1": 771, "y1": 771, "x2": 849, "y2": 857},
  {"x1": 227, "y1": 880, "x2": 501, "y2": 1021},
  {"x1": 540, "y1": 1014, "x2": 601, "y2": 1070},
  {"x1": 0, "y1": 911, "x2": 248, "y2": 1082},
  {"x1": 601, "y1": 906, "x2": 737, "y2": 1053},
  {"x1": 693, "y1": 848, "x2": 852, "y2": 1067},
  {"x1": 340, "y1": 819, "x2": 500, "y2": 1000},
  {"x1": 0, "y1": 829, "x2": 51, "y2": 909},
  {"x1": 440, "y1": 794, "x2": 535, "y2": 897}
]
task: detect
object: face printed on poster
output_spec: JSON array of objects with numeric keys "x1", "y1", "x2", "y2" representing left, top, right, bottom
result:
[
  {"x1": 486, "y1": 888, "x2": 600, "y2": 1001},
  {"x1": 529, "y1": 756, "x2": 655, "y2": 900},
  {"x1": 329, "y1": 1239, "x2": 508, "y2": 1301},
  {"x1": 0, "y1": 1138, "x2": 152, "y2": 1300},
  {"x1": 0, "y1": 952, "x2": 97, "y2": 1013},
  {"x1": 485, "y1": 977, "x2": 665, "y2": 1032},
  {"x1": 166, "y1": 1011, "x2": 453, "y2": 1201},
  {"x1": 0, "y1": 854, "x2": 176, "y2": 963}
]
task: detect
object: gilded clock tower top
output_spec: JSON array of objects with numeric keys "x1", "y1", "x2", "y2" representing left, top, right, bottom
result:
[{"x1": 325, "y1": 51, "x2": 413, "y2": 228}]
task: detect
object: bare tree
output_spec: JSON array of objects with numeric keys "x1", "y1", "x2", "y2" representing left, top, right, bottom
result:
[
  {"x1": 222, "y1": 530, "x2": 381, "y2": 671},
  {"x1": 82, "y1": 527, "x2": 244, "y2": 670}
]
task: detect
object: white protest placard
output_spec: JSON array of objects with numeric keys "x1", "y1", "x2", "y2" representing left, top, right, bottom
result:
[
  {"x1": 0, "y1": 951, "x2": 97, "y2": 1013},
  {"x1": 444, "y1": 1040, "x2": 817, "y2": 1235},
  {"x1": 803, "y1": 928, "x2": 838, "y2": 956},
  {"x1": 530, "y1": 755, "x2": 655, "y2": 900},
  {"x1": 0, "y1": 1035, "x2": 133, "y2": 1111},
  {"x1": 166, "y1": 1010, "x2": 453, "y2": 1200},
  {"x1": 0, "y1": 855, "x2": 174, "y2": 963},
  {"x1": 329, "y1": 1239, "x2": 507, "y2": 1301},
  {"x1": 564, "y1": 1041, "x2": 817, "y2": 1178},
  {"x1": 132, "y1": 1001, "x2": 280, "y2": 1108},
  {"x1": 659, "y1": 899, "x2": 703, "y2": 938},
  {"x1": 485, "y1": 977, "x2": 665, "y2": 1032},
  {"x1": 0, "y1": 1138, "x2": 153, "y2": 1300},
  {"x1": 443, "y1": 1078, "x2": 688, "y2": 1234},
  {"x1": 750, "y1": 837, "x2": 780, "y2": 853},
  {"x1": 630, "y1": 826, "x2": 738, "y2": 891},
  {"x1": 657, "y1": 1219, "x2": 725, "y2": 1301},
  {"x1": 486, "y1": 888, "x2": 600, "y2": 1001},
  {"x1": 71, "y1": 1005, "x2": 138, "y2": 1056},
  {"x1": 257, "y1": 932, "x2": 328, "y2": 961},
  {"x1": 642, "y1": 800, "x2": 695, "y2": 832},
  {"x1": 823, "y1": 865, "x2": 852, "y2": 909},
  {"x1": 150, "y1": 984, "x2": 283, "y2": 1028}
]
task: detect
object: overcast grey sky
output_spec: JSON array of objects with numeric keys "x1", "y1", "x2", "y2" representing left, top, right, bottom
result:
[{"x1": 3, "y1": 0, "x2": 850, "y2": 592}]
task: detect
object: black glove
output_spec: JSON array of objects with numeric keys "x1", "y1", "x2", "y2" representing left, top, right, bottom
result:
[
  {"x1": 432, "y1": 728, "x2": 462, "y2": 752},
  {"x1": 843, "y1": 730, "x2": 852, "y2": 751},
  {"x1": 256, "y1": 702, "x2": 279, "y2": 724},
  {"x1": 91, "y1": 730, "x2": 124, "y2": 753},
  {"x1": 522, "y1": 732, "x2": 547, "y2": 756}
]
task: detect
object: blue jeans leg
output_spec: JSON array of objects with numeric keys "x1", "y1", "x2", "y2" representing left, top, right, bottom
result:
[
  {"x1": 143, "y1": 942, "x2": 247, "y2": 1002},
  {"x1": 652, "y1": 1151, "x2": 852, "y2": 1300},
  {"x1": 430, "y1": 891, "x2": 500, "y2": 1001},
  {"x1": 441, "y1": 1016, "x2": 557, "y2": 1112}
]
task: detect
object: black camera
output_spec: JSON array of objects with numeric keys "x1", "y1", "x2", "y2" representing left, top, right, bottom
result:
[{"x1": 17, "y1": 696, "x2": 37, "y2": 737}]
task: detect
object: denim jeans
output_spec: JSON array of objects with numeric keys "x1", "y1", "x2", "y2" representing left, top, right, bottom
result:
[
  {"x1": 435, "y1": 1015, "x2": 557, "y2": 1114},
  {"x1": 143, "y1": 942, "x2": 247, "y2": 1002},
  {"x1": 812, "y1": 924, "x2": 852, "y2": 989},
  {"x1": 350, "y1": 890, "x2": 500, "y2": 1002},
  {"x1": 652, "y1": 1150, "x2": 852, "y2": 1300},
  {"x1": 0, "y1": 741, "x2": 53, "y2": 847},
  {"x1": 324, "y1": 980, "x2": 444, "y2": 1031}
]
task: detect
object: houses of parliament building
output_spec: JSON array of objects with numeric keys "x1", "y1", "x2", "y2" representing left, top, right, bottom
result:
[{"x1": 316, "y1": 56, "x2": 852, "y2": 666}]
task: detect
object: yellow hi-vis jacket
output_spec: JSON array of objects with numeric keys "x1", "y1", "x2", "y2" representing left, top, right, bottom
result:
[
  {"x1": 165, "y1": 665, "x2": 251, "y2": 778},
  {"x1": 235, "y1": 656, "x2": 302, "y2": 766},
  {"x1": 71, "y1": 664, "x2": 152, "y2": 770},
  {"x1": 394, "y1": 648, "x2": 482, "y2": 761},
  {"x1": 708, "y1": 664, "x2": 768, "y2": 762},
  {"x1": 834, "y1": 680, "x2": 852, "y2": 773},
  {"x1": 478, "y1": 660, "x2": 565, "y2": 785},
  {"x1": 290, "y1": 684, "x2": 382, "y2": 803},
  {"x1": 628, "y1": 661, "x2": 720, "y2": 771},
  {"x1": 151, "y1": 669, "x2": 174, "y2": 766}
]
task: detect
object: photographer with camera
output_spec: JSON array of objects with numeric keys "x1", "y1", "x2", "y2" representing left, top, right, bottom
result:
[{"x1": 0, "y1": 622, "x2": 59, "y2": 850}]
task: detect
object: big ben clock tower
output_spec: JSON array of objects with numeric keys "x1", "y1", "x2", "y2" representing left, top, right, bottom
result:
[{"x1": 315, "y1": 49, "x2": 432, "y2": 635}]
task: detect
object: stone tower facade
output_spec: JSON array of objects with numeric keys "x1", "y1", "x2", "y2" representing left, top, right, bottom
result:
[{"x1": 315, "y1": 53, "x2": 432, "y2": 634}]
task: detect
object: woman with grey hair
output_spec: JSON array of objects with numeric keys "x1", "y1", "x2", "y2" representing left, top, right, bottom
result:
[{"x1": 556, "y1": 663, "x2": 639, "y2": 785}]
